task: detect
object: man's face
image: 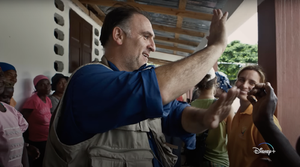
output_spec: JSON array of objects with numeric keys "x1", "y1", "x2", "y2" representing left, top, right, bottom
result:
[
  {"x1": 121, "y1": 14, "x2": 156, "y2": 71},
  {"x1": 0, "y1": 87, "x2": 13, "y2": 104},
  {"x1": 4, "y1": 70, "x2": 17, "y2": 86},
  {"x1": 0, "y1": 70, "x2": 4, "y2": 94},
  {"x1": 215, "y1": 87, "x2": 225, "y2": 98}
]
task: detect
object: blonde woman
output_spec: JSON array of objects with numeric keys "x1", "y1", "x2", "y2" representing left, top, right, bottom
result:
[{"x1": 227, "y1": 65, "x2": 281, "y2": 167}]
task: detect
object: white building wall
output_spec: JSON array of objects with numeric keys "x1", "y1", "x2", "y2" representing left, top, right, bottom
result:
[{"x1": 0, "y1": 0, "x2": 104, "y2": 110}]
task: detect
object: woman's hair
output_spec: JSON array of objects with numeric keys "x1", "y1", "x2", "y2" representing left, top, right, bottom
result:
[
  {"x1": 195, "y1": 74, "x2": 217, "y2": 91},
  {"x1": 237, "y1": 65, "x2": 266, "y2": 83}
]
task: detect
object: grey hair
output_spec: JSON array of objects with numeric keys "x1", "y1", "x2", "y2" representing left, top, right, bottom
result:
[{"x1": 117, "y1": 19, "x2": 131, "y2": 37}]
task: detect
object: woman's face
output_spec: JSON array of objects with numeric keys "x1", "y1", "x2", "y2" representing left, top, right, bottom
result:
[
  {"x1": 55, "y1": 78, "x2": 67, "y2": 93},
  {"x1": 36, "y1": 79, "x2": 51, "y2": 95},
  {"x1": 235, "y1": 70, "x2": 261, "y2": 102}
]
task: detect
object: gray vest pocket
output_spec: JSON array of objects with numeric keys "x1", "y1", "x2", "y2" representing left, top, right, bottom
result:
[
  {"x1": 115, "y1": 121, "x2": 150, "y2": 132},
  {"x1": 88, "y1": 146, "x2": 154, "y2": 167}
]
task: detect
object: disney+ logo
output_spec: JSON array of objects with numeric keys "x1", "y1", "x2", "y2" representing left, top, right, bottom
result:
[{"x1": 253, "y1": 142, "x2": 276, "y2": 156}]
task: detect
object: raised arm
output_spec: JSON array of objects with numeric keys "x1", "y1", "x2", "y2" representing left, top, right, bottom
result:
[
  {"x1": 248, "y1": 82, "x2": 300, "y2": 167},
  {"x1": 155, "y1": 9, "x2": 228, "y2": 105},
  {"x1": 226, "y1": 107, "x2": 234, "y2": 135},
  {"x1": 182, "y1": 86, "x2": 239, "y2": 133}
]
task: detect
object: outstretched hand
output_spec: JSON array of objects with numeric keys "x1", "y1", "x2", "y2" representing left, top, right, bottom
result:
[
  {"x1": 27, "y1": 144, "x2": 40, "y2": 160},
  {"x1": 203, "y1": 86, "x2": 239, "y2": 129},
  {"x1": 247, "y1": 82, "x2": 277, "y2": 125},
  {"x1": 206, "y1": 9, "x2": 228, "y2": 52}
]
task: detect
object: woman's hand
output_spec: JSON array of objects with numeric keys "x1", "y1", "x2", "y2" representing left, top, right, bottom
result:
[{"x1": 26, "y1": 144, "x2": 40, "y2": 160}]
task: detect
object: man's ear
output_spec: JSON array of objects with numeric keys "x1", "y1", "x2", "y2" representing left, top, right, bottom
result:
[{"x1": 112, "y1": 27, "x2": 125, "y2": 45}]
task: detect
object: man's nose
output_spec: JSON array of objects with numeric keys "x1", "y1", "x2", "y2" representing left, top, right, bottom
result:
[{"x1": 148, "y1": 39, "x2": 156, "y2": 52}]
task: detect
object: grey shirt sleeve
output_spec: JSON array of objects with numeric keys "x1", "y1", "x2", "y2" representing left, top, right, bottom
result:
[{"x1": 48, "y1": 95, "x2": 59, "y2": 114}]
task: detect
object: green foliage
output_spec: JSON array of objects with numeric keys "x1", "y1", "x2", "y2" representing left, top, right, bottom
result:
[{"x1": 218, "y1": 40, "x2": 258, "y2": 81}]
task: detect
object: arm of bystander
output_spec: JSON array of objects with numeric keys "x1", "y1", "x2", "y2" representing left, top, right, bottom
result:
[{"x1": 248, "y1": 82, "x2": 300, "y2": 167}]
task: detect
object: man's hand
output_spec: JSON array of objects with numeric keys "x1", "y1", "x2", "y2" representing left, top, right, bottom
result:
[
  {"x1": 206, "y1": 9, "x2": 228, "y2": 52},
  {"x1": 202, "y1": 86, "x2": 239, "y2": 129},
  {"x1": 247, "y1": 82, "x2": 277, "y2": 126},
  {"x1": 182, "y1": 86, "x2": 239, "y2": 133}
]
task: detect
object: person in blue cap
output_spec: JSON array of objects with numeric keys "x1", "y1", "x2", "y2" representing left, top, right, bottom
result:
[
  {"x1": 0, "y1": 62, "x2": 18, "y2": 107},
  {"x1": 215, "y1": 71, "x2": 232, "y2": 98}
]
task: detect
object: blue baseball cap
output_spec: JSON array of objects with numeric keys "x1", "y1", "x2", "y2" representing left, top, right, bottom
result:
[{"x1": 0, "y1": 62, "x2": 16, "y2": 72}]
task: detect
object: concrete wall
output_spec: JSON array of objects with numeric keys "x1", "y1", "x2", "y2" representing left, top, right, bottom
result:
[{"x1": 0, "y1": 0, "x2": 104, "y2": 110}]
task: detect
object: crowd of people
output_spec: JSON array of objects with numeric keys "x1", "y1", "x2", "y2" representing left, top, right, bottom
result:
[
  {"x1": 0, "y1": 62, "x2": 68, "y2": 167},
  {"x1": 1, "y1": 4, "x2": 300, "y2": 167}
]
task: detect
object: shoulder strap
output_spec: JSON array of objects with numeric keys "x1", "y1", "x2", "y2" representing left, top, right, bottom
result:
[{"x1": 50, "y1": 56, "x2": 112, "y2": 129}]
